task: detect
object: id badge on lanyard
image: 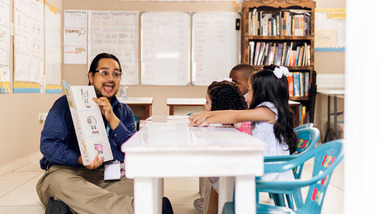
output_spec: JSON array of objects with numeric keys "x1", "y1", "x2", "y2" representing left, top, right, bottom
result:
[{"x1": 104, "y1": 122, "x2": 123, "y2": 180}]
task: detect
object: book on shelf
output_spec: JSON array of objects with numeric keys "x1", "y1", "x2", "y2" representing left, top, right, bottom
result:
[
  {"x1": 304, "y1": 72, "x2": 309, "y2": 97},
  {"x1": 274, "y1": 43, "x2": 283, "y2": 66},
  {"x1": 289, "y1": 71, "x2": 310, "y2": 98},
  {"x1": 287, "y1": 72, "x2": 294, "y2": 97},
  {"x1": 254, "y1": 41, "x2": 261, "y2": 65},
  {"x1": 285, "y1": 42, "x2": 293, "y2": 66},
  {"x1": 293, "y1": 72, "x2": 301, "y2": 96},
  {"x1": 266, "y1": 43, "x2": 276, "y2": 65},
  {"x1": 249, "y1": 41, "x2": 311, "y2": 67},
  {"x1": 249, "y1": 41, "x2": 255, "y2": 65},
  {"x1": 300, "y1": 72, "x2": 305, "y2": 96},
  {"x1": 248, "y1": 8, "x2": 311, "y2": 36},
  {"x1": 63, "y1": 80, "x2": 113, "y2": 165},
  {"x1": 301, "y1": 106, "x2": 307, "y2": 124},
  {"x1": 257, "y1": 41, "x2": 266, "y2": 66}
]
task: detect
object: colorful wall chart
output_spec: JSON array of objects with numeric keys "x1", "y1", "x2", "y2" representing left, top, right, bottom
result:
[
  {"x1": 64, "y1": 10, "x2": 87, "y2": 64},
  {"x1": 0, "y1": 0, "x2": 10, "y2": 94},
  {"x1": 14, "y1": 0, "x2": 44, "y2": 93},
  {"x1": 45, "y1": 3, "x2": 62, "y2": 94},
  {"x1": 315, "y1": 8, "x2": 345, "y2": 52}
]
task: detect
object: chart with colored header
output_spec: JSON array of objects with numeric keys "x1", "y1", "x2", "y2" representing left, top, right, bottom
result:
[
  {"x1": 0, "y1": 0, "x2": 10, "y2": 94},
  {"x1": 315, "y1": 8, "x2": 345, "y2": 52}
]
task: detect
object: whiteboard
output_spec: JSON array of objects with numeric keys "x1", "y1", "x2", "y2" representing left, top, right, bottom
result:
[
  {"x1": 141, "y1": 12, "x2": 190, "y2": 86},
  {"x1": 88, "y1": 10, "x2": 139, "y2": 85},
  {"x1": 192, "y1": 12, "x2": 240, "y2": 86}
]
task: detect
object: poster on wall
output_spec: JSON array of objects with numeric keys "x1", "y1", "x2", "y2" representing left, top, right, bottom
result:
[
  {"x1": 0, "y1": 0, "x2": 10, "y2": 94},
  {"x1": 14, "y1": 0, "x2": 44, "y2": 93},
  {"x1": 64, "y1": 10, "x2": 87, "y2": 64},
  {"x1": 315, "y1": 8, "x2": 345, "y2": 52},
  {"x1": 45, "y1": 4, "x2": 62, "y2": 94},
  {"x1": 88, "y1": 10, "x2": 139, "y2": 85}
]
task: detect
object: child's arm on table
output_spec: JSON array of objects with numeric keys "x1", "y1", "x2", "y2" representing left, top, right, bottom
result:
[{"x1": 189, "y1": 107, "x2": 275, "y2": 127}]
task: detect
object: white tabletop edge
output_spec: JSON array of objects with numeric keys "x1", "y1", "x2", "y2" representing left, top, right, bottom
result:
[
  {"x1": 118, "y1": 97, "x2": 153, "y2": 104},
  {"x1": 317, "y1": 88, "x2": 345, "y2": 95},
  {"x1": 167, "y1": 98, "x2": 206, "y2": 105}
]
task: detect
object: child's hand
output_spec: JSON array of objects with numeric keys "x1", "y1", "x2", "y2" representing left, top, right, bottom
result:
[{"x1": 189, "y1": 111, "x2": 210, "y2": 127}]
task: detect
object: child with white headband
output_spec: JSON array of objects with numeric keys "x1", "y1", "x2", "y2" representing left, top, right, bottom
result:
[{"x1": 190, "y1": 64, "x2": 297, "y2": 214}]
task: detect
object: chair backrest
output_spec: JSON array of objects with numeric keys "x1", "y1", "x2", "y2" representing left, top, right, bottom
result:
[
  {"x1": 134, "y1": 115, "x2": 140, "y2": 131},
  {"x1": 302, "y1": 140, "x2": 344, "y2": 213},
  {"x1": 292, "y1": 127, "x2": 320, "y2": 179},
  {"x1": 293, "y1": 123, "x2": 314, "y2": 131}
]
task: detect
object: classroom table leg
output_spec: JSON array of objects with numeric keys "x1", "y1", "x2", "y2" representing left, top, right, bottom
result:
[
  {"x1": 334, "y1": 96, "x2": 339, "y2": 139},
  {"x1": 324, "y1": 95, "x2": 331, "y2": 143},
  {"x1": 134, "y1": 177, "x2": 163, "y2": 214},
  {"x1": 218, "y1": 177, "x2": 235, "y2": 214},
  {"x1": 235, "y1": 175, "x2": 256, "y2": 214}
]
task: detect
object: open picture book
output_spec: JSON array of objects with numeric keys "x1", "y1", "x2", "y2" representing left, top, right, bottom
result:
[{"x1": 63, "y1": 80, "x2": 113, "y2": 165}]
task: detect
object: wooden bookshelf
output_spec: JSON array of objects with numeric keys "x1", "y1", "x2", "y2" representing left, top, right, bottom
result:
[{"x1": 241, "y1": 0, "x2": 316, "y2": 124}]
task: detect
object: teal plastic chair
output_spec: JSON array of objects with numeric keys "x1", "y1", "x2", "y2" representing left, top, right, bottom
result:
[
  {"x1": 265, "y1": 127, "x2": 320, "y2": 209},
  {"x1": 222, "y1": 140, "x2": 344, "y2": 214},
  {"x1": 134, "y1": 115, "x2": 140, "y2": 131},
  {"x1": 293, "y1": 123, "x2": 313, "y2": 131}
]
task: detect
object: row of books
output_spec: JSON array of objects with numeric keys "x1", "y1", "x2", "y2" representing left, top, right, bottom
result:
[
  {"x1": 248, "y1": 41, "x2": 311, "y2": 67},
  {"x1": 288, "y1": 72, "x2": 309, "y2": 97},
  {"x1": 248, "y1": 9, "x2": 311, "y2": 36}
]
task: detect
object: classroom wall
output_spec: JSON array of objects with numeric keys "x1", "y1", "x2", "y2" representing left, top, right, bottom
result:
[
  {"x1": 63, "y1": 0, "x2": 346, "y2": 138},
  {"x1": 0, "y1": 0, "x2": 63, "y2": 169},
  {"x1": 313, "y1": 0, "x2": 345, "y2": 140},
  {"x1": 0, "y1": 0, "x2": 345, "y2": 170},
  {"x1": 62, "y1": 1, "x2": 240, "y2": 116}
]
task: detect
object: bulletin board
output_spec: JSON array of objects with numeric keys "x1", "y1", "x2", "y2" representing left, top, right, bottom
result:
[
  {"x1": 88, "y1": 10, "x2": 139, "y2": 85},
  {"x1": 192, "y1": 12, "x2": 240, "y2": 86},
  {"x1": 140, "y1": 12, "x2": 190, "y2": 86},
  {"x1": 315, "y1": 8, "x2": 345, "y2": 52},
  {"x1": 44, "y1": 4, "x2": 62, "y2": 94},
  {"x1": 0, "y1": 0, "x2": 10, "y2": 94},
  {"x1": 13, "y1": 0, "x2": 44, "y2": 93}
]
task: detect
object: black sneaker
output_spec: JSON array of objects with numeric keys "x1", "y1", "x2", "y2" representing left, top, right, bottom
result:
[
  {"x1": 45, "y1": 198, "x2": 72, "y2": 214},
  {"x1": 162, "y1": 197, "x2": 174, "y2": 214}
]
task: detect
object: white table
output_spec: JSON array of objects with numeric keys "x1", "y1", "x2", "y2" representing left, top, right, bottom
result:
[
  {"x1": 167, "y1": 98, "x2": 206, "y2": 115},
  {"x1": 118, "y1": 97, "x2": 153, "y2": 120},
  {"x1": 167, "y1": 98, "x2": 302, "y2": 126},
  {"x1": 317, "y1": 88, "x2": 345, "y2": 142},
  {"x1": 121, "y1": 116, "x2": 266, "y2": 214}
]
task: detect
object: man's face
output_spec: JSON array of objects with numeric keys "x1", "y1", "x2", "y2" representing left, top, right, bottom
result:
[
  {"x1": 230, "y1": 71, "x2": 249, "y2": 95},
  {"x1": 88, "y1": 58, "x2": 121, "y2": 99}
]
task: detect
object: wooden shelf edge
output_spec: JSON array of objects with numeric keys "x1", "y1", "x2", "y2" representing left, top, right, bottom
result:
[{"x1": 246, "y1": 36, "x2": 313, "y2": 40}]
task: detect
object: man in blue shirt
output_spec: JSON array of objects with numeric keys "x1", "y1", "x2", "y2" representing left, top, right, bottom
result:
[{"x1": 36, "y1": 53, "x2": 173, "y2": 214}]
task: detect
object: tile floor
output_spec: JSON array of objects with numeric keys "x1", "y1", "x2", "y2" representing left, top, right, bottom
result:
[{"x1": 0, "y1": 155, "x2": 343, "y2": 214}]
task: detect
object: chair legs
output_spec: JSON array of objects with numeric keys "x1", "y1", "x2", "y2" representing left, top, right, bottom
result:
[{"x1": 270, "y1": 193, "x2": 286, "y2": 207}]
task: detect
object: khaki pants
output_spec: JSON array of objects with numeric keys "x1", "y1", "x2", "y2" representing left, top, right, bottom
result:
[{"x1": 36, "y1": 165, "x2": 134, "y2": 214}]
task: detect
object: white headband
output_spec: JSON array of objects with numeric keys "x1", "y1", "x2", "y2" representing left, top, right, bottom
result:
[{"x1": 273, "y1": 66, "x2": 290, "y2": 79}]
